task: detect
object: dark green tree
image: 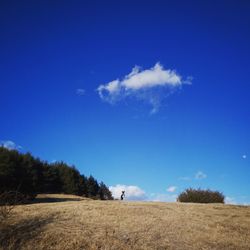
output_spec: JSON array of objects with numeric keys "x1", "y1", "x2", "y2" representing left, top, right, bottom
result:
[
  {"x1": 0, "y1": 146, "x2": 113, "y2": 201},
  {"x1": 53, "y1": 162, "x2": 81, "y2": 195},
  {"x1": 98, "y1": 182, "x2": 113, "y2": 200},
  {"x1": 42, "y1": 163, "x2": 61, "y2": 193},
  {"x1": 0, "y1": 147, "x2": 38, "y2": 199},
  {"x1": 79, "y1": 174, "x2": 88, "y2": 196},
  {"x1": 87, "y1": 175, "x2": 99, "y2": 198}
]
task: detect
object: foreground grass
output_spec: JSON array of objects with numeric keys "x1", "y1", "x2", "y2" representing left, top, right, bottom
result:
[{"x1": 1, "y1": 194, "x2": 250, "y2": 250}]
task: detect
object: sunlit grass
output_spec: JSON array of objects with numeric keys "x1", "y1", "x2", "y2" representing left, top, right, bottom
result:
[{"x1": 1, "y1": 194, "x2": 250, "y2": 249}]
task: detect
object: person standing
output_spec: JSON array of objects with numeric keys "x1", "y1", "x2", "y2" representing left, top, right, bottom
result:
[{"x1": 121, "y1": 191, "x2": 125, "y2": 200}]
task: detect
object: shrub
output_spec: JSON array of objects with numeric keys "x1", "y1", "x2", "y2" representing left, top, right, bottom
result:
[
  {"x1": 0, "y1": 191, "x2": 25, "y2": 227},
  {"x1": 177, "y1": 188, "x2": 225, "y2": 203}
]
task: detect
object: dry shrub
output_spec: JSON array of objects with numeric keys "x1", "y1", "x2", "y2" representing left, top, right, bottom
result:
[
  {"x1": 178, "y1": 188, "x2": 225, "y2": 203},
  {"x1": 0, "y1": 191, "x2": 25, "y2": 225}
]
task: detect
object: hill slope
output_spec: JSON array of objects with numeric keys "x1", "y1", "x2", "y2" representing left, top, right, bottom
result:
[{"x1": 1, "y1": 194, "x2": 250, "y2": 250}]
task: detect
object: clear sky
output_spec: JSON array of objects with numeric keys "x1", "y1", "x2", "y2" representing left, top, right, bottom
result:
[{"x1": 0, "y1": 0, "x2": 249, "y2": 204}]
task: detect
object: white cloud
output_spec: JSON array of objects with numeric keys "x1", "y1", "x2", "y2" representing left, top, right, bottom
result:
[
  {"x1": 76, "y1": 88, "x2": 85, "y2": 96},
  {"x1": 109, "y1": 184, "x2": 147, "y2": 201},
  {"x1": 166, "y1": 186, "x2": 177, "y2": 192},
  {"x1": 225, "y1": 196, "x2": 237, "y2": 205},
  {"x1": 225, "y1": 196, "x2": 250, "y2": 206},
  {"x1": 97, "y1": 62, "x2": 191, "y2": 113},
  {"x1": 121, "y1": 63, "x2": 181, "y2": 90},
  {"x1": 150, "y1": 193, "x2": 177, "y2": 202},
  {"x1": 243, "y1": 202, "x2": 250, "y2": 206},
  {"x1": 109, "y1": 184, "x2": 179, "y2": 202},
  {"x1": 242, "y1": 154, "x2": 247, "y2": 159},
  {"x1": 99, "y1": 80, "x2": 120, "y2": 94},
  {"x1": 97, "y1": 80, "x2": 121, "y2": 102},
  {"x1": 179, "y1": 171, "x2": 207, "y2": 181},
  {"x1": 195, "y1": 171, "x2": 207, "y2": 180},
  {"x1": 0, "y1": 140, "x2": 22, "y2": 150}
]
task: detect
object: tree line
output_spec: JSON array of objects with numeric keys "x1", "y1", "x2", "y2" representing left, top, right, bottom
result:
[{"x1": 0, "y1": 146, "x2": 113, "y2": 201}]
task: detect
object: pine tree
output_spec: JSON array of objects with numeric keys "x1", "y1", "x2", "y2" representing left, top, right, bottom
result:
[
  {"x1": 87, "y1": 175, "x2": 99, "y2": 198},
  {"x1": 98, "y1": 182, "x2": 113, "y2": 200}
]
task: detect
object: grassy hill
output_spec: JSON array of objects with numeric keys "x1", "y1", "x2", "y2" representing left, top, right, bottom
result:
[{"x1": 1, "y1": 194, "x2": 250, "y2": 250}]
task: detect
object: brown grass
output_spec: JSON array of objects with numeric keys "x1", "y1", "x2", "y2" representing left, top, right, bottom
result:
[{"x1": 1, "y1": 194, "x2": 250, "y2": 250}]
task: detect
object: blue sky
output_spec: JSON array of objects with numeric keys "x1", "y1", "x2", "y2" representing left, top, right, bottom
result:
[{"x1": 0, "y1": 0, "x2": 249, "y2": 204}]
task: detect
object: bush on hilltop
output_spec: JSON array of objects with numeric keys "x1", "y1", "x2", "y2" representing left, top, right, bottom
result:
[{"x1": 177, "y1": 188, "x2": 225, "y2": 203}]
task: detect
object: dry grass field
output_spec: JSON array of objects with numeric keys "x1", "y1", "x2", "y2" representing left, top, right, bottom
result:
[{"x1": 1, "y1": 194, "x2": 250, "y2": 250}]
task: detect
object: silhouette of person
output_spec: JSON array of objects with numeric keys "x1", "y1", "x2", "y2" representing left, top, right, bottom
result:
[{"x1": 121, "y1": 191, "x2": 125, "y2": 200}]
